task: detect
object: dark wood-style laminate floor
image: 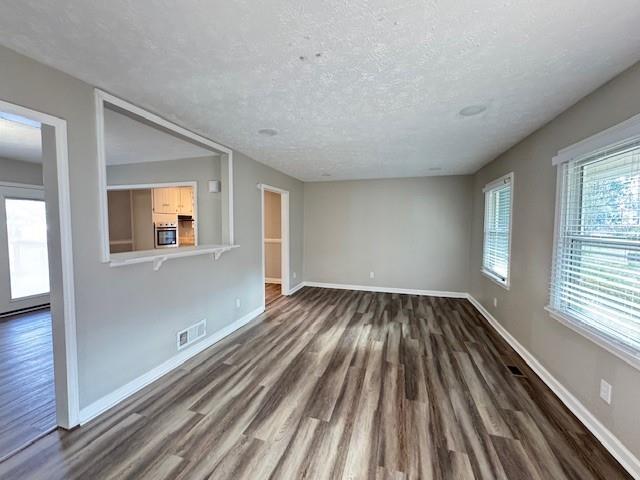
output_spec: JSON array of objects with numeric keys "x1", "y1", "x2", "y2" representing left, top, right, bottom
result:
[
  {"x1": 0, "y1": 288, "x2": 631, "y2": 479},
  {"x1": 265, "y1": 282, "x2": 282, "y2": 306},
  {"x1": 0, "y1": 309, "x2": 56, "y2": 462}
]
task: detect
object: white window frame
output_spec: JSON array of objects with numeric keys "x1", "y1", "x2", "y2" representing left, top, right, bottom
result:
[
  {"x1": 547, "y1": 112, "x2": 640, "y2": 371},
  {"x1": 482, "y1": 172, "x2": 514, "y2": 290},
  {"x1": 3, "y1": 189, "x2": 50, "y2": 302}
]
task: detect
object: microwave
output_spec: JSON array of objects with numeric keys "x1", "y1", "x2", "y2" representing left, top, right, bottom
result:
[{"x1": 154, "y1": 222, "x2": 178, "y2": 248}]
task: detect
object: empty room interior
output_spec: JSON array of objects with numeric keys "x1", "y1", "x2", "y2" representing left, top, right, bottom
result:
[{"x1": 1, "y1": 1, "x2": 640, "y2": 479}]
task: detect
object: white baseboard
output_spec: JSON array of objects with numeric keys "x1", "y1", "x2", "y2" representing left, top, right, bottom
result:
[
  {"x1": 285, "y1": 282, "x2": 305, "y2": 295},
  {"x1": 0, "y1": 302, "x2": 50, "y2": 318},
  {"x1": 303, "y1": 281, "x2": 468, "y2": 298},
  {"x1": 265, "y1": 277, "x2": 282, "y2": 284},
  {"x1": 78, "y1": 306, "x2": 265, "y2": 425},
  {"x1": 467, "y1": 295, "x2": 640, "y2": 480}
]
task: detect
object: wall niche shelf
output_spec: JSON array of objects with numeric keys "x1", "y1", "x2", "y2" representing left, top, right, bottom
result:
[{"x1": 109, "y1": 244, "x2": 239, "y2": 271}]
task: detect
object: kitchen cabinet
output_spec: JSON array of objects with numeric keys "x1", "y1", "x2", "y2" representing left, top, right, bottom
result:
[
  {"x1": 153, "y1": 187, "x2": 180, "y2": 214},
  {"x1": 178, "y1": 187, "x2": 194, "y2": 215},
  {"x1": 152, "y1": 186, "x2": 194, "y2": 215}
]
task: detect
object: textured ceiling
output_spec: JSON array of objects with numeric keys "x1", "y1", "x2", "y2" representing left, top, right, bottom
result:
[
  {"x1": 1, "y1": 1, "x2": 640, "y2": 180},
  {"x1": 104, "y1": 107, "x2": 215, "y2": 165},
  {"x1": 0, "y1": 117, "x2": 41, "y2": 163}
]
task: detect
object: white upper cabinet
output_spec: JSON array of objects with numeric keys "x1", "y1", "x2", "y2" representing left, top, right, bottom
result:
[
  {"x1": 152, "y1": 186, "x2": 195, "y2": 215},
  {"x1": 152, "y1": 187, "x2": 180, "y2": 214},
  {"x1": 178, "y1": 186, "x2": 194, "y2": 216}
]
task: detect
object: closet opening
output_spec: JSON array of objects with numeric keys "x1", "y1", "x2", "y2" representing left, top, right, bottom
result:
[{"x1": 260, "y1": 184, "x2": 289, "y2": 308}]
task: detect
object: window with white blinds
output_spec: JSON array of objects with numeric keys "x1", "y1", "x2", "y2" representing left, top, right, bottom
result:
[
  {"x1": 549, "y1": 140, "x2": 640, "y2": 360},
  {"x1": 482, "y1": 173, "x2": 513, "y2": 288}
]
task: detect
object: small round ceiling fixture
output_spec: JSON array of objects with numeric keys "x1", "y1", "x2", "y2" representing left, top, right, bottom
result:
[
  {"x1": 258, "y1": 128, "x2": 278, "y2": 137},
  {"x1": 459, "y1": 105, "x2": 487, "y2": 117}
]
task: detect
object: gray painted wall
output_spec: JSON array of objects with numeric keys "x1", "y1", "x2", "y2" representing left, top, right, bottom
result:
[
  {"x1": 41, "y1": 123, "x2": 74, "y2": 426},
  {"x1": 304, "y1": 177, "x2": 473, "y2": 293},
  {"x1": 469, "y1": 62, "x2": 640, "y2": 459},
  {"x1": 0, "y1": 156, "x2": 43, "y2": 185},
  {"x1": 0, "y1": 44, "x2": 304, "y2": 409}
]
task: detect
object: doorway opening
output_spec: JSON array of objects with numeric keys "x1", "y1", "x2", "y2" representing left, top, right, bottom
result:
[
  {"x1": 0, "y1": 100, "x2": 79, "y2": 461},
  {"x1": 260, "y1": 184, "x2": 289, "y2": 308}
]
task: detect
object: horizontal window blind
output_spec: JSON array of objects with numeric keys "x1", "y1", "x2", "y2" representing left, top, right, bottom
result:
[
  {"x1": 482, "y1": 175, "x2": 513, "y2": 285},
  {"x1": 550, "y1": 140, "x2": 640, "y2": 355}
]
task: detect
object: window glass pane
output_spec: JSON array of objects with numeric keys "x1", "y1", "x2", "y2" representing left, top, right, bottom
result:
[
  {"x1": 5, "y1": 198, "x2": 50, "y2": 299},
  {"x1": 551, "y1": 142, "x2": 640, "y2": 355},
  {"x1": 483, "y1": 178, "x2": 512, "y2": 283},
  {"x1": 579, "y1": 149, "x2": 640, "y2": 239}
]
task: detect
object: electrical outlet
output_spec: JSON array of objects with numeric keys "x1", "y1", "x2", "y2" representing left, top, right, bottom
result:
[
  {"x1": 235, "y1": 298, "x2": 241, "y2": 309},
  {"x1": 293, "y1": 272, "x2": 297, "y2": 279},
  {"x1": 369, "y1": 271, "x2": 375, "y2": 279},
  {"x1": 600, "y1": 379, "x2": 612, "y2": 404},
  {"x1": 493, "y1": 297, "x2": 498, "y2": 308}
]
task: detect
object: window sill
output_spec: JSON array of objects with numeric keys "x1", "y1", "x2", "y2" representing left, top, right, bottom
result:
[
  {"x1": 108, "y1": 244, "x2": 239, "y2": 271},
  {"x1": 545, "y1": 306, "x2": 640, "y2": 372},
  {"x1": 481, "y1": 269, "x2": 510, "y2": 290}
]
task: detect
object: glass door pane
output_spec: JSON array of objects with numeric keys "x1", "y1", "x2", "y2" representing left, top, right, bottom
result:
[{"x1": 5, "y1": 198, "x2": 49, "y2": 299}]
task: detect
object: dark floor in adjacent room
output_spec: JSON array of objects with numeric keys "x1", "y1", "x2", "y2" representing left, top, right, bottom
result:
[
  {"x1": 0, "y1": 308, "x2": 55, "y2": 462},
  {"x1": 0, "y1": 288, "x2": 631, "y2": 479},
  {"x1": 265, "y1": 282, "x2": 282, "y2": 306}
]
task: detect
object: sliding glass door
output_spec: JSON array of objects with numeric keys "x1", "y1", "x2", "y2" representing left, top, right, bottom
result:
[{"x1": 0, "y1": 185, "x2": 49, "y2": 314}]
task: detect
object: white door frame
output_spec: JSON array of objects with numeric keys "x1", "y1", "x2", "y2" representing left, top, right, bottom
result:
[
  {"x1": 0, "y1": 99, "x2": 80, "y2": 429},
  {"x1": 259, "y1": 184, "x2": 290, "y2": 305}
]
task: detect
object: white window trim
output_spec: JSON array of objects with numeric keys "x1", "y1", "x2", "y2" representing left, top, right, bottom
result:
[
  {"x1": 481, "y1": 172, "x2": 514, "y2": 290},
  {"x1": 545, "y1": 306, "x2": 640, "y2": 372},
  {"x1": 481, "y1": 268, "x2": 510, "y2": 290},
  {"x1": 552, "y1": 112, "x2": 640, "y2": 166},
  {"x1": 548, "y1": 112, "x2": 640, "y2": 372},
  {"x1": 2, "y1": 187, "x2": 50, "y2": 302}
]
